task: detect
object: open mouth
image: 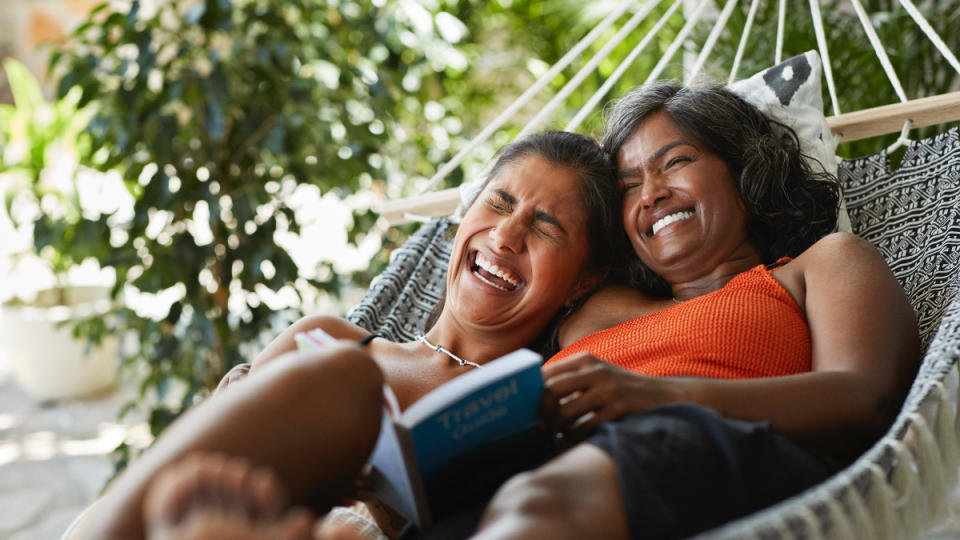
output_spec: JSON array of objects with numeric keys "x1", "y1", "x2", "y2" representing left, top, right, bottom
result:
[
  {"x1": 649, "y1": 210, "x2": 695, "y2": 237},
  {"x1": 470, "y1": 251, "x2": 524, "y2": 292}
]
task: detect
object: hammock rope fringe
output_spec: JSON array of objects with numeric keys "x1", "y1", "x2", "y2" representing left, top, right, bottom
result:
[
  {"x1": 412, "y1": 0, "x2": 637, "y2": 199},
  {"x1": 518, "y1": 0, "x2": 663, "y2": 139},
  {"x1": 726, "y1": 0, "x2": 761, "y2": 85},
  {"x1": 849, "y1": 0, "x2": 908, "y2": 105},
  {"x1": 685, "y1": 0, "x2": 740, "y2": 83},
  {"x1": 809, "y1": 0, "x2": 841, "y2": 116}
]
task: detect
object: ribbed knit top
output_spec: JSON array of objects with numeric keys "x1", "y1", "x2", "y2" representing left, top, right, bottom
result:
[{"x1": 546, "y1": 263, "x2": 810, "y2": 379}]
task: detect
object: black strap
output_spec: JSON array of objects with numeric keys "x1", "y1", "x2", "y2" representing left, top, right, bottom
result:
[{"x1": 358, "y1": 333, "x2": 378, "y2": 346}]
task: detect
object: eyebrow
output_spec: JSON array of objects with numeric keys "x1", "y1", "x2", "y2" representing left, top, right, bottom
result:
[
  {"x1": 617, "y1": 140, "x2": 698, "y2": 179},
  {"x1": 491, "y1": 188, "x2": 567, "y2": 234}
]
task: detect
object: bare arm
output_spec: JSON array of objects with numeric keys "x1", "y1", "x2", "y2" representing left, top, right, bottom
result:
[
  {"x1": 252, "y1": 315, "x2": 366, "y2": 369},
  {"x1": 544, "y1": 233, "x2": 920, "y2": 459},
  {"x1": 215, "y1": 315, "x2": 366, "y2": 392}
]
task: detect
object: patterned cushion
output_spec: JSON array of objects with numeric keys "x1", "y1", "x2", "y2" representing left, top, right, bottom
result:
[
  {"x1": 730, "y1": 51, "x2": 837, "y2": 177},
  {"x1": 347, "y1": 218, "x2": 451, "y2": 342},
  {"x1": 730, "y1": 51, "x2": 851, "y2": 232}
]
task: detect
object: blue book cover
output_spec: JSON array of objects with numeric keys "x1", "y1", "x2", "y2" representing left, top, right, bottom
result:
[
  {"x1": 295, "y1": 330, "x2": 544, "y2": 527},
  {"x1": 403, "y1": 349, "x2": 544, "y2": 484}
]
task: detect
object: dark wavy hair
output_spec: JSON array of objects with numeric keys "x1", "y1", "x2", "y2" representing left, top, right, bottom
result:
[
  {"x1": 601, "y1": 81, "x2": 842, "y2": 295},
  {"x1": 425, "y1": 130, "x2": 625, "y2": 356}
]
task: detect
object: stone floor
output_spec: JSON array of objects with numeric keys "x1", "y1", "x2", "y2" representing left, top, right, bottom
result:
[
  {"x1": 0, "y1": 357, "x2": 145, "y2": 540},
  {"x1": 4, "y1": 359, "x2": 960, "y2": 540}
]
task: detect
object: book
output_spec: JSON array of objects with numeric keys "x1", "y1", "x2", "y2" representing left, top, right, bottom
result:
[{"x1": 295, "y1": 328, "x2": 545, "y2": 527}]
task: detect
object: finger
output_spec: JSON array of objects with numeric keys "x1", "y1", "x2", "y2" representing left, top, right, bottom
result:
[
  {"x1": 555, "y1": 387, "x2": 613, "y2": 425},
  {"x1": 543, "y1": 389, "x2": 586, "y2": 431},
  {"x1": 567, "y1": 405, "x2": 620, "y2": 437},
  {"x1": 544, "y1": 370, "x2": 595, "y2": 401},
  {"x1": 542, "y1": 352, "x2": 601, "y2": 379}
]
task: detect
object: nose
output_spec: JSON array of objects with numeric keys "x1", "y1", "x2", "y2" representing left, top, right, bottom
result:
[
  {"x1": 489, "y1": 215, "x2": 525, "y2": 253},
  {"x1": 639, "y1": 176, "x2": 670, "y2": 209}
]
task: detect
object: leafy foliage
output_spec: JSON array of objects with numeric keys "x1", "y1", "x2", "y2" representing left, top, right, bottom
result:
[
  {"x1": 48, "y1": 0, "x2": 510, "y2": 444},
  {"x1": 0, "y1": 58, "x2": 100, "y2": 282}
]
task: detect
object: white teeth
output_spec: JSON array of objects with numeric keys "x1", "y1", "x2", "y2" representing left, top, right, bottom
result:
[
  {"x1": 474, "y1": 252, "x2": 523, "y2": 289},
  {"x1": 651, "y1": 211, "x2": 694, "y2": 236},
  {"x1": 473, "y1": 270, "x2": 511, "y2": 291}
]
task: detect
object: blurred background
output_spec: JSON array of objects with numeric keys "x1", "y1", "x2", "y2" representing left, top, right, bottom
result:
[{"x1": 0, "y1": 0, "x2": 957, "y2": 537}]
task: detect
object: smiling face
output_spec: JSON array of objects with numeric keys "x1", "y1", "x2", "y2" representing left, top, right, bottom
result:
[
  {"x1": 618, "y1": 111, "x2": 755, "y2": 283},
  {"x1": 444, "y1": 154, "x2": 595, "y2": 338}
]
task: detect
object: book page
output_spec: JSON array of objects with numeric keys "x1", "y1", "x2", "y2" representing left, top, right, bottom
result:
[{"x1": 367, "y1": 405, "x2": 425, "y2": 526}]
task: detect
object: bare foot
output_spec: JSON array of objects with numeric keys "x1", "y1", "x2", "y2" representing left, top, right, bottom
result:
[{"x1": 143, "y1": 453, "x2": 315, "y2": 540}]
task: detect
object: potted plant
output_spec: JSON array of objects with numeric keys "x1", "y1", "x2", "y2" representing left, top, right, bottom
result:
[{"x1": 0, "y1": 58, "x2": 121, "y2": 400}]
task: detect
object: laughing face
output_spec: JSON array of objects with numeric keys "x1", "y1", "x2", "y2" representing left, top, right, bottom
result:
[
  {"x1": 618, "y1": 111, "x2": 752, "y2": 283},
  {"x1": 444, "y1": 154, "x2": 595, "y2": 336}
]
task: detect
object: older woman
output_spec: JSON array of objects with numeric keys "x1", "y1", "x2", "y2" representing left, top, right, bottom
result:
[
  {"x1": 71, "y1": 131, "x2": 625, "y2": 540},
  {"x1": 471, "y1": 83, "x2": 919, "y2": 540}
]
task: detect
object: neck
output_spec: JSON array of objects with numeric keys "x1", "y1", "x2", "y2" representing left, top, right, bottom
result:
[
  {"x1": 422, "y1": 317, "x2": 532, "y2": 367},
  {"x1": 670, "y1": 246, "x2": 763, "y2": 301}
]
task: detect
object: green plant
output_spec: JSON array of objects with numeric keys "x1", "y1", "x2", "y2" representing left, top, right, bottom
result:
[
  {"x1": 0, "y1": 58, "x2": 105, "y2": 292},
  {"x1": 49, "y1": 0, "x2": 565, "y2": 467}
]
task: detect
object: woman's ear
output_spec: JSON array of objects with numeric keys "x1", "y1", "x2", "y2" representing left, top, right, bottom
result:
[{"x1": 563, "y1": 270, "x2": 604, "y2": 307}]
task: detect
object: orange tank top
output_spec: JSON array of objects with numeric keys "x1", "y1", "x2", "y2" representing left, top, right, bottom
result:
[{"x1": 546, "y1": 263, "x2": 810, "y2": 379}]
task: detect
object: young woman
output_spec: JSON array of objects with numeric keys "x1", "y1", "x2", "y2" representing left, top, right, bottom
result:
[
  {"x1": 470, "y1": 82, "x2": 920, "y2": 540},
  {"x1": 70, "y1": 131, "x2": 625, "y2": 540}
]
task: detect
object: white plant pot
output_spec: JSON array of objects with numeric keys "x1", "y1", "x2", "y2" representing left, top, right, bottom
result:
[{"x1": 1, "y1": 285, "x2": 119, "y2": 401}]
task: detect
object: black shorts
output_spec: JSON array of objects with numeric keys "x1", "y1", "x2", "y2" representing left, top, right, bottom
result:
[{"x1": 585, "y1": 403, "x2": 842, "y2": 539}]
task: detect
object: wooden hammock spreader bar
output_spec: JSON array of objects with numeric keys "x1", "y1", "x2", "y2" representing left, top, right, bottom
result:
[
  {"x1": 379, "y1": 92, "x2": 960, "y2": 226},
  {"x1": 827, "y1": 91, "x2": 960, "y2": 142},
  {"x1": 378, "y1": 186, "x2": 461, "y2": 227}
]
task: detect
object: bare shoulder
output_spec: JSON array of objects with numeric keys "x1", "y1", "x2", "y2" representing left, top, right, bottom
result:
[
  {"x1": 779, "y1": 233, "x2": 885, "y2": 283},
  {"x1": 796, "y1": 231, "x2": 886, "y2": 269},
  {"x1": 771, "y1": 233, "x2": 894, "y2": 316},
  {"x1": 558, "y1": 285, "x2": 663, "y2": 348}
]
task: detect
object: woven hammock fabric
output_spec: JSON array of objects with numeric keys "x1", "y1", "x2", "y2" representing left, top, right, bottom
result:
[
  {"x1": 347, "y1": 218, "x2": 451, "y2": 342},
  {"x1": 842, "y1": 127, "x2": 960, "y2": 350}
]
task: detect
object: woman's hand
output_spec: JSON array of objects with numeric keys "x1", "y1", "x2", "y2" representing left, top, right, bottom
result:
[{"x1": 541, "y1": 353, "x2": 685, "y2": 437}]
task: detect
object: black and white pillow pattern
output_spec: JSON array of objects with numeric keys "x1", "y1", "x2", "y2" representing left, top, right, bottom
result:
[{"x1": 729, "y1": 51, "x2": 850, "y2": 232}]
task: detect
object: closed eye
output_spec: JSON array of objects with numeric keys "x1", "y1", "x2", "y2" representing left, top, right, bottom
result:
[
  {"x1": 666, "y1": 156, "x2": 691, "y2": 169},
  {"x1": 532, "y1": 211, "x2": 565, "y2": 241},
  {"x1": 484, "y1": 199, "x2": 511, "y2": 215},
  {"x1": 533, "y1": 221, "x2": 562, "y2": 240}
]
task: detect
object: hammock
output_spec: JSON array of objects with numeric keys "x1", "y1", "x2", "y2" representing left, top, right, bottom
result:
[{"x1": 350, "y1": 1, "x2": 960, "y2": 537}]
